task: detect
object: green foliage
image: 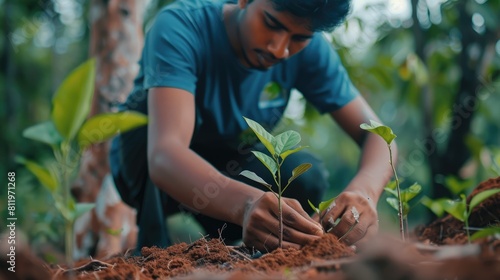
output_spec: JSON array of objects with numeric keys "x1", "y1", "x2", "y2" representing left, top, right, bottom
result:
[
  {"x1": 384, "y1": 182, "x2": 422, "y2": 218},
  {"x1": 423, "y1": 189, "x2": 500, "y2": 242},
  {"x1": 471, "y1": 227, "x2": 500, "y2": 241},
  {"x1": 240, "y1": 116, "x2": 311, "y2": 248},
  {"x1": 17, "y1": 59, "x2": 148, "y2": 265},
  {"x1": 308, "y1": 196, "x2": 336, "y2": 215},
  {"x1": 359, "y1": 120, "x2": 397, "y2": 145}
]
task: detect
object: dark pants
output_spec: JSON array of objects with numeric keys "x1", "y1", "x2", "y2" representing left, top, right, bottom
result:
[{"x1": 109, "y1": 126, "x2": 329, "y2": 253}]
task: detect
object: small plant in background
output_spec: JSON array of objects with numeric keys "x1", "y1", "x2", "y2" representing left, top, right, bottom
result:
[
  {"x1": 423, "y1": 189, "x2": 500, "y2": 243},
  {"x1": 16, "y1": 59, "x2": 148, "y2": 267},
  {"x1": 384, "y1": 181, "x2": 422, "y2": 239},
  {"x1": 239, "y1": 117, "x2": 311, "y2": 249},
  {"x1": 360, "y1": 120, "x2": 407, "y2": 240}
]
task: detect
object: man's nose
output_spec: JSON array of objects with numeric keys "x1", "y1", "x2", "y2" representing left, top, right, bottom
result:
[{"x1": 267, "y1": 33, "x2": 290, "y2": 60}]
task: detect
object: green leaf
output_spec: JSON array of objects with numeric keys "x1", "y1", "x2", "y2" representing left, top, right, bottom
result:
[
  {"x1": 308, "y1": 199, "x2": 319, "y2": 214},
  {"x1": 386, "y1": 197, "x2": 400, "y2": 212},
  {"x1": 443, "y1": 195, "x2": 467, "y2": 222},
  {"x1": 251, "y1": 151, "x2": 278, "y2": 176},
  {"x1": 386, "y1": 198, "x2": 409, "y2": 218},
  {"x1": 22, "y1": 121, "x2": 63, "y2": 146},
  {"x1": 74, "y1": 203, "x2": 95, "y2": 220},
  {"x1": 444, "y1": 175, "x2": 473, "y2": 196},
  {"x1": 274, "y1": 130, "x2": 301, "y2": 156},
  {"x1": 243, "y1": 117, "x2": 276, "y2": 156},
  {"x1": 421, "y1": 196, "x2": 446, "y2": 217},
  {"x1": 385, "y1": 180, "x2": 397, "y2": 190},
  {"x1": 471, "y1": 227, "x2": 500, "y2": 241},
  {"x1": 51, "y1": 59, "x2": 96, "y2": 140},
  {"x1": 280, "y1": 146, "x2": 307, "y2": 161},
  {"x1": 318, "y1": 196, "x2": 336, "y2": 212},
  {"x1": 384, "y1": 187, "x2": 398, "y2": 197},
  {"x1": 78, "y1": 111, "x2": 148, "y2": 148},
  {"x1": 239, "y1": 170, "x2": 272, "y2": 189},
  {"x1": 401, "y1": 182, "x2": 422, "y2": 202},
  {"x1": 286, "y1": 163, "x2": 312, "y2": 187},
  {"x1": 469, "y1": 188, "x2": 500, "y2": 211},
  {"x1": 360, "y1": 120, "x2": 397, "y2": 144},
  {"x1": 15, "y1": 156, "x2": 58, "y2": 192}
]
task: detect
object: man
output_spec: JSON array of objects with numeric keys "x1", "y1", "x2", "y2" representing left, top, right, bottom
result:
[{"x1": 110, "y1": 0, "x2": 396, "y2": 253}]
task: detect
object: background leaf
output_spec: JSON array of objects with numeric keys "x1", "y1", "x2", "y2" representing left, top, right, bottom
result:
[
  {"x1": 78, "y1": 111, "x2": 148, "y2": 147},
  {"x1": 51, "y1": 59, "x2": 96, "y2": 140},
  {"x1": 443, "y1": 196, "x2": 467, "y2": 222},
  {"x1": 469, "y1": 189, "x2": 500, "y2": 211},
  {"x1": 471, "y1": 227, "x2": 500, "y2": 241},
  {"x1": 15, "y1": 156, "x2": 58, "y2": 193},
  {"x1": 22, "y1": 121, "x2": 63, "y2": 146}
]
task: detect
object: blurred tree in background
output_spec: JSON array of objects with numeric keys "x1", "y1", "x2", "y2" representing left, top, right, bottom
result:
[{"x1": 1, "y1": 0, "x2": 499, "y2": 258}]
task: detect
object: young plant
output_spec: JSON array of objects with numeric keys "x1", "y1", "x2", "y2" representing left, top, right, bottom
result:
[
  {"x1": 308, "y1": 196, "x2": 336, "y2": 224},
  {"x1": 384, "y1": 181, "x2": 422, "y2": 239},
  {"x1": 17, "y1": 59, "x2": 148, "y2": 266},
  {"x1": 360, "y1": 120, "x2": 406, "y2": 240},
  {"x1": 239, "y1": 117, "x2": 311, "y2": 249},
  {"x1": 428, "y1": 188, "x2": 500, "y2": 243}
]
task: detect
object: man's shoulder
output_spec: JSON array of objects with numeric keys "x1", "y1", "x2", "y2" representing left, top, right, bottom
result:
[{"x1": 160, "y1": 0, "x2": 223, "y2": 14}]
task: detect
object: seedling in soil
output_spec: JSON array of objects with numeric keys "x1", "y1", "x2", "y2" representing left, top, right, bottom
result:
[
  {"x1": 239, "y1": 117, "x2": 311, "y2": 248},
  {"x1": 308, "y1": 197, "x2": 339, "y2": 232},
  {"x1": 427, "y1": 188, "x2": 500, "y2": 243},
  {"x1": 17, "y1": 59, "x2": 148, "y2": 267},
  {"x1": 384, "y1": 181, "x2": 422, "y2": 239},
  {"x1": 360, "y1": 120, "x2": 407, "y2": 240}
]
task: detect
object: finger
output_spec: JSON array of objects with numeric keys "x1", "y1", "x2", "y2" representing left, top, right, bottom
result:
[
  {"x1": 281, "y1": 202, "x2": 323, "y2": 236},
  {"x1": 283, "y1": 198, "x2": 310, "y2": 219},
  {"x1": 353, "y1": 223, "x2": 378, "y2": 250}
]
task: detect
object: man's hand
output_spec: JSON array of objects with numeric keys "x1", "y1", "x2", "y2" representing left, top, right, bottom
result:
[
  {"x1": 320, "y1": 191, "x2": 378, "y2": 247},
  {"x1": 242, "y1": 192, "x2": 323, "y2": 252}
]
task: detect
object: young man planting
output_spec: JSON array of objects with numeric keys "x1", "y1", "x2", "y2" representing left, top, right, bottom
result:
[{"x1": 110, "y1": 0, "x2": 396, "y2": 253}]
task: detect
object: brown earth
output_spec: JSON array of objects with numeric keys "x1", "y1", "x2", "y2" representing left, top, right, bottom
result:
[{"x1": 2, "y1": 177, "x2": 499, "y2": 280}]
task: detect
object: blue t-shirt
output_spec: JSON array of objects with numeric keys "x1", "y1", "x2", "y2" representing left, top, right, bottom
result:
[{"x1": 123, "y1": 0, "x2": 358, "y2": 150}]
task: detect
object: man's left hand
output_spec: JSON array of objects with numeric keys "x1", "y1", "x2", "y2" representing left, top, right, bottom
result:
[{"x1": 319, "y1": 191, "x2": 378, "y2": 247}]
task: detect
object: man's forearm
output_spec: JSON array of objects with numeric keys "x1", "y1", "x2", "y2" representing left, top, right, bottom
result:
[{"x1": 149, "y1": 143, "x2": 263, "y2": 226}]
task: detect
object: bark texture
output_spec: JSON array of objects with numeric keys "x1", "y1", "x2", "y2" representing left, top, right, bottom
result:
[{"x1": 72, "y1": 0, "x2": 145, "y2": 258}]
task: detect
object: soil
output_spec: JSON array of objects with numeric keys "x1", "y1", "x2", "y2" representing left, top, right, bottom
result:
[{"x1": 2, "y1": 177, "x2": 500, "y2": 280}]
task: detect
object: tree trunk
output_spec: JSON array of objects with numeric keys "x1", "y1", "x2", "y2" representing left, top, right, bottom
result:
[{"x1": 73, "y1": 0, "x2": 145, "y2": 259}]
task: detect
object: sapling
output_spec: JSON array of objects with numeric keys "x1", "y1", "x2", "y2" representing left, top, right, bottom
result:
[
  {"x1": 239, "y1": 117, "x2": 311, "y2": 248},
  {"x1": 17, "y1": 59, "x2": 148, "y2": 266},
  {"x1": 360, "y1": 120, "x2": 406, "y2": 240},
  {"x1": 433, "y1": 188, "x2": 500, "y2": 243}
]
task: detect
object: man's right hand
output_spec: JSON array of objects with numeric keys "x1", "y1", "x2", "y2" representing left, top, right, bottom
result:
[{"x1": 241, "y1": 192, "x2": 324, "y2": 252}]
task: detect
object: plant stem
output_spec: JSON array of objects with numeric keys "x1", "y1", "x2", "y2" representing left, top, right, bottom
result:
[
  {"x1": 388, "y1": 143, "x2": 405, "y2": 241},
  {"x1": 277, "y1": 161, "x2": 283, "y2": 249},
  {"x1": 465, "y1": 216, "x2": 471, "y2": 244},
  {"x1": 61, "y1": 142, "x2": 74, "y2": 268}
]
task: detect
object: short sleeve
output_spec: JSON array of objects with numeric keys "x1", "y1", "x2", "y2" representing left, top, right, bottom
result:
[
  {"x1": 295, "y1": 33, "x2": 359, "y2": 113},
  {"x1": 142, "y1": 9, "x2": 200, "y2": 94}
]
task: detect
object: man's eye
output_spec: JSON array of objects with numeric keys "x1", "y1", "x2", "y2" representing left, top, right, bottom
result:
[{"x1": 264, "y1": 20, "x2": 280, "y2": 31}]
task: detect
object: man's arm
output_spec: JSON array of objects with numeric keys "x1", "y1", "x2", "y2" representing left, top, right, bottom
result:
[
  {"x1": 147, "y1": 87, "x2": 323, "y2": 251},
  {"x1": 321, "y1": 95, "x2": 397, "y2": 246}
]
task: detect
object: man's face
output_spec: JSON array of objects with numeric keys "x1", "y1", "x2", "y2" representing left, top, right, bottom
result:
[{"x1": 237, "y1": 0, "x2": 314, "y2": 70}]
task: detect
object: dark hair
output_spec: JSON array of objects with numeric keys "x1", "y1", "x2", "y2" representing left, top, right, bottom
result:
[{"x1": 269, "y1": 0, "x2": 352, "y2": 32}]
